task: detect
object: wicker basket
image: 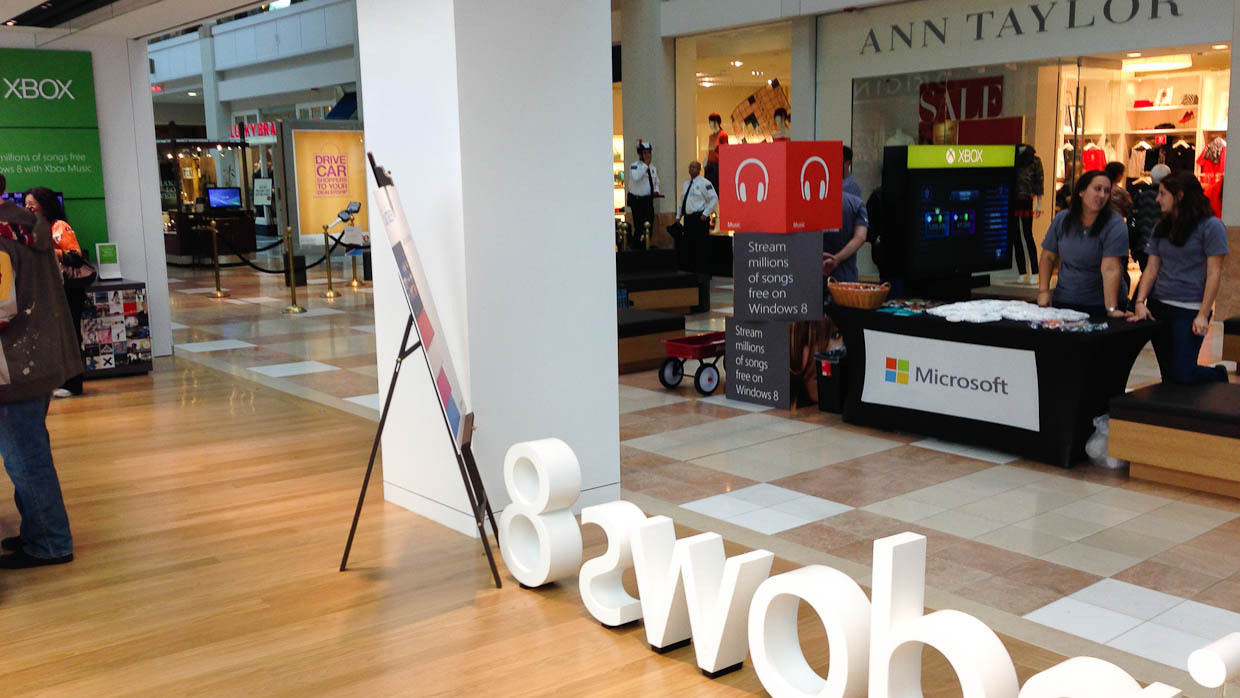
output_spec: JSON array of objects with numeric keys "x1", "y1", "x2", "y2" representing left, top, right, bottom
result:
[{"x1": 827, "y1": 278, "x2": 891, "y2": 310}]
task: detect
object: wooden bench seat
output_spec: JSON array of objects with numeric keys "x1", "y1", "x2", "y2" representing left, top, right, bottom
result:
[
  {"x1": 618, "y1": 308, "x2": 684, "y2": 374},
  {"x1": 1109, "y1": 382, "x2": 1240, "y2": 498}
]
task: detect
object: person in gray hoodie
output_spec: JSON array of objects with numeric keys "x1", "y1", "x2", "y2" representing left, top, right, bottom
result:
[{"x1": 0, "y1": 173, "x2": 79, "y2": 568}]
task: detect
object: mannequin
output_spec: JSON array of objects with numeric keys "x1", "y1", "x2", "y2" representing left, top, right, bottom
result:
[
  {"x1": 772, "y1": 108, "x2": 791, "y2": 141},
  {"x1": 885, "y1": 128, "x2": 915, "y2": 146},
  {"x1": 704, "y1": 112, "x2": 727, "y2": 195},
  {"x1": 1011, "y1": 144, "x2": 1045, "y2": 284}
]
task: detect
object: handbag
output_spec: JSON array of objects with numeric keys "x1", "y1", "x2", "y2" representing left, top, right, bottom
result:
[{"x1": 666, "y1": 221, "x2": 685, "y2": 238}]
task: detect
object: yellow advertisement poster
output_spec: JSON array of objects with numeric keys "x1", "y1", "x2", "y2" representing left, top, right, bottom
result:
[{"x1": 291, "y1": 129, "x2": 369, "y2": 237}]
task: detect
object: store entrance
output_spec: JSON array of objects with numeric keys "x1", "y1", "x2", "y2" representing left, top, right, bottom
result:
[{"x1": 851, "y1": 44, "x2": 1231, "y2": 286}]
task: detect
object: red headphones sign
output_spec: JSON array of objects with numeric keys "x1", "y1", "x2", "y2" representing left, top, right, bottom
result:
[{"x1": 719, "y1": 141, "x2": 842, "y2": 234}]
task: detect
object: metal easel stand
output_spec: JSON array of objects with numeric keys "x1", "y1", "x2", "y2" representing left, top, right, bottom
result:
[{"x1": 339, "y1": 313, "x2": 502, "y2": 589}]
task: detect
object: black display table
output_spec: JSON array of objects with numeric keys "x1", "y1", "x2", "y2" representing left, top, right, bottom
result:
[
  {"x1": 81, "y1": 278, "x2": 153, "y2": 379},
  {"x1": 827, "y1": 305, "x2": 1159, "y2": 467}
]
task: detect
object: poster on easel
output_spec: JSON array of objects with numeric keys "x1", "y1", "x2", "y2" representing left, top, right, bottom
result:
[{"x1": 367, "y1": 154, "x2": 468, "y2": 447}]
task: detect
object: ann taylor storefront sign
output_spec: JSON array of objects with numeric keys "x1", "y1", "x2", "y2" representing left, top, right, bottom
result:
[
  {"x1": 859, "y1": 0, "x2": 1186, "y2": 55},
  {"x1": 821, "y1": 0, "x2": 1232, "y2": 78}
]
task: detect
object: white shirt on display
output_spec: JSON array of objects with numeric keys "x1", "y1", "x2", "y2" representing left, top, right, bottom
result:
[
  {"x1": 627, "y1": 161, "x2": 661, "y2": 197},
  {"x1": 676, "y1": 176, "x2": 718, "y2": 219}
]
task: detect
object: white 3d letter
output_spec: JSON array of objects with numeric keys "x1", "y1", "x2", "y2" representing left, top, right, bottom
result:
[
  {"x1": 1189, "y1": 632, "x2": 1240, "y2": 689},
  {"x1": 749, "y1": 565, "x2": 872, "y2": 698},
  {"x1": 498, "y1": 438, "x2": 582, "y2": 587},
  {"x1": 630, "y1": 515, "x2": 774, "y2": 673},
  {"x1": 1017, "y1": 657, "x2": 1141, "y2": 697},
  {"x1": 869, "y1": 532, "x2": 1019, "y2": 698},
  {"x1": 579, "y1": 500, "x2": 648, "y2": 626}
]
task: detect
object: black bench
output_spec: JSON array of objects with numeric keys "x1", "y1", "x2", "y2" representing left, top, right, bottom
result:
[
  {"x1": 617, "y1": 249, "x2": 708, "y2": 314},
  {"x1": 618, "y1": 308, "x2": 684, "y2": 374},
  {"x1": 1109, "y1": 382, "x2": 1240, "y2": 498}
]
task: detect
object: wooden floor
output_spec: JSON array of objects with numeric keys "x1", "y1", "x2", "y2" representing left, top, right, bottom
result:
[{"x1": 0, "y1": 357, "x2": 1067, "y2": 696}]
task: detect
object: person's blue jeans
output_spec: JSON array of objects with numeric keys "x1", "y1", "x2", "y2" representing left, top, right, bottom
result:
[
  {"x1": 0, "y1": 395, "x2": 73, "y2": 558},
  {"x1": 1149, "y1": 300, "x2": 1230, "y2": 385}
]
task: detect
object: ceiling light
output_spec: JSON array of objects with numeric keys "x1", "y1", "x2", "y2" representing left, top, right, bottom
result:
[
  {"x1": 1126, "y1": 52, "x2": 1142, "y2": 58},
  {"x1": 1122, "y1": 54, "x2": 1192, "y2": 72},
  {"x1": 4, "y1": 20, "x2": 16, "y2": 26},
  {"x1": 700, "y1": 81, "x2": 713, "y2": 88},
  {"x1": 1213, "y1": 44, "x2": 1229, "y2": 50},
  {"x1": 730, "y1": 60, "x2": 743, "y2": 67},
  {"x1": 165, "y1": 153, "x2": 173, "y2": 159},
  {"x1": 187, "y1": 91, "x2": 197, "y2": 97}
]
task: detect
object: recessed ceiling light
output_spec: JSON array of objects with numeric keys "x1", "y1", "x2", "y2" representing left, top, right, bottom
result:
[
  {"x1": 1212, "y1": 44, "x2": 1229, "y2": 50},
  {"x1": 1122, "y1": 54, "x2": 1192, "y2": 72},
  {"x1": 1126, "y1": 52, "x2": 1142, "y2": 58},
  {"x1": 4, "y1": 20, "x2": 16, "y2": 26},
  {"x1": 187, "y1": 91, "x2": 197, "y2": 96},
  {"x1": 730, "y1": 60, "x2": 743, "y2": 67}
]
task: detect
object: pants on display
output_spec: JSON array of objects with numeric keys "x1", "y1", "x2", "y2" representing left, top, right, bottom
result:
[
  {"x1": 628, "y1": 196, "x2": 653, "y2": 250},
  {"x1": 1148, "y1": 300, "x2": 1229, "y2": 385},
  {"x1": 704, "y1": 161, "x2": 720, "y2": 196},
  {"x1": 62, "y1": 284, "x2": 86, "y2": 395},
  {"x1": 1010, "y1": 198, "x2": 1039, "y2": 275},
  {"x1": 0, "y1": 395, "x2": 73, "y2": 559}
]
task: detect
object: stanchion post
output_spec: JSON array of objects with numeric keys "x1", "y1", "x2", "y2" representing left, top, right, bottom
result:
[
  {"x1": 207, "y1": 221, "x2": 230, "y2": 299},
  {"x1": 643, "y1": 221, "x2": 651, "y2": 250},
  {"x1": 282, "y1": 225, "x2": 306, "y2": 314},
  {"x1": 345, "y1": 214, "x2": 364, "y2": 288},
  {"x1": 322, "y1": 224, "x2": 341, "y2": 299}
]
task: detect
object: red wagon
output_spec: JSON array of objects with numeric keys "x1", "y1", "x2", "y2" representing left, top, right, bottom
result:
[{"x1": 659, "y1": 331, "x2": 726, "y2": 395}]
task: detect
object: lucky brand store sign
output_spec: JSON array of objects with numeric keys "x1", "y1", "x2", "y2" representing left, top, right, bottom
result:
[
  {"x1": 861, "y1": 330, "x2": 1040, "y2": 431},
  {"x1": 495, "y1": 438, "x2": 1233, "y2": 697}
]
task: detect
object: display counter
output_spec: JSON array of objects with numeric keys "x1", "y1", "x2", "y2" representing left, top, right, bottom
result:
[
  {"x1": 163, "y1": 210, "x2": 256, "y2": 259},
  {"x1": 81, "y1": 278, "x2": 152, "y2": 379},
  {"x1": 827, "y1": 305, "x2": 1159, "y2": 467}
]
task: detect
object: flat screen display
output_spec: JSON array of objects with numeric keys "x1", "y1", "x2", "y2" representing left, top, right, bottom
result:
[
  {"x1": 207, "y1": 187, "x2": 242, "y2": 209},
  {"x1": 910, "y1": 171, "x2": 1012, "y2": 273}
]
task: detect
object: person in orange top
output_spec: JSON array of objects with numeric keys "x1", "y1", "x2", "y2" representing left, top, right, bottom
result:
[{"x1": 26, "y1": 187, "x2": 90, "y2": 397}]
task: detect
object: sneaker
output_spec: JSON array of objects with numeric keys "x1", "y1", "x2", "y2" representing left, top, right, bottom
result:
[
  {"x1": 0, "y1": 549, "x2": 73, "y2": 569},
  {"x1": 52, "y1": 388, "x2": 72, "y2": 398},
  {"x1": 0, "y1": 536, "x2": 20, "y2": 552}
]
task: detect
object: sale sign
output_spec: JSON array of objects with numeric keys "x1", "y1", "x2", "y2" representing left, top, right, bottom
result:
[
  {"x1": 717, "y1": 141, "x2": 842, "y2": 234},
  {"x1": 291, "y1": 129, "x2": 370, "y2": 237}
]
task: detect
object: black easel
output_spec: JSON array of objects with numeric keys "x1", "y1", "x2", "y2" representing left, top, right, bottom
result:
[{"x1": 339, "y1": 313, "x2": 502, "y2": 588}]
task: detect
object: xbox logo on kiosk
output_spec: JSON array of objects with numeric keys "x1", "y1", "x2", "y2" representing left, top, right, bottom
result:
[{"x1": 945, "y1": 148, "x2": 957, "y2": 165}]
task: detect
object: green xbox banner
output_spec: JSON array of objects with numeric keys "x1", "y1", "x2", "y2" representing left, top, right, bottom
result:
[
  {"x1": 0, "y1": 48, "x2": 108, "y2": 253},
  {"x1": 907, "y1": 145, "x2": 1015, "y2": 170}
]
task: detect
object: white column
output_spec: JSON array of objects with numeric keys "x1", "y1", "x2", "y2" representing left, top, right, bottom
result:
[
  {"x1": 621, "y1": 0, "x2": 676, "y2": 213},
  {"x1": 674, "y1": 36, "x2": 698, "y2": 204},
  {"x1": 790, "y1": 16, "x2": 817, "y2": 141},
  {"x1": 1222, "y1": 14, "x2": 1240, "y2": 225},
  {"x1": 815, "y1": 15, "x2": 851, "y2": 143},
  {"x1": 356, "y1": 0, "x2": 619, "y2": 534},
  {"x1": 198, "y1": 24, "x2": 231, "y2": 141}
]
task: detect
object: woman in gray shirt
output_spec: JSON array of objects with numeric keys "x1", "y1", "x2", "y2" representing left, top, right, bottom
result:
[
  {"x1": 1130, "y1": 171, "x2": 1229, "y2": 384},
  {"x1": 1037, "y1": 170, "x2": 1131, "y2": 318}
]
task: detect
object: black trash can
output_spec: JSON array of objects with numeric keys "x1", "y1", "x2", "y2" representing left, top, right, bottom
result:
[
  {"x1": 284, "y1": 254, "x2": 307, "y2": 287},
  {"x1": 815, "y1": 348, "x2": 847, "y2": 413}
]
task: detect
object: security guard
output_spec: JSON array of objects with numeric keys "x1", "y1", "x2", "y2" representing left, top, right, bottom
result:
[
  {"x1": 626, "y1": 139, "x2": 661, "y2": 250},
  {"x1": 673, "y1": 160, "x2": 718, "y2": 278}
]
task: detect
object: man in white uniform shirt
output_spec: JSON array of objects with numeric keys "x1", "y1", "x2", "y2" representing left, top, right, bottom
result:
[
  {"x1": 674, "y1": 160, "x2": 718, "y2": 278},
  {"x1": 626, "y1": 139, "x2": 661, "y2": 250}
]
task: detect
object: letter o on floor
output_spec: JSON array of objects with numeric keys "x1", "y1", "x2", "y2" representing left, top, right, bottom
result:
[{"x1": 748, "y1": 565, "x2": 871, "y2": 697}]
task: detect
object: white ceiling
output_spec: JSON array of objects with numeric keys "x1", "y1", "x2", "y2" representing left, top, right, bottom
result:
[{"x1": 19, "y1": 0, "x2": 268, "y2": 40}]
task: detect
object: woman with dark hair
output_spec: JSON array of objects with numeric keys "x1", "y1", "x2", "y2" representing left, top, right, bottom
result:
[
  {"x1": 25, "y1": 187, "x2": 89, "y2": 397},
  {"x1": 1130, "y1": 171, "x2": 1229, "y2": 384},
  {"x1": 1037, "y1": 170, "x2": 1131, "y2": 318}
]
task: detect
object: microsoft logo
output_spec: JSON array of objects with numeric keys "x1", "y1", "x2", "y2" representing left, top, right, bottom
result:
[{"x1": 885, "y1": 357, "x2": 909, "y2": 385}]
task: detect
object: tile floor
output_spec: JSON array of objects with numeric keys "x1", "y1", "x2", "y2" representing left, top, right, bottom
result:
[{"x1": 164, "y1": 260, "x2": 1240, "y2": 680}]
